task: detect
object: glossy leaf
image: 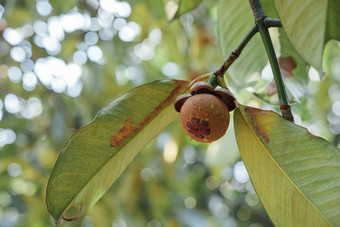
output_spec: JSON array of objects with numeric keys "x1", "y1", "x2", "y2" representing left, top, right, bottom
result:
[
  {"x1": 217, "y1": 0, "x2": 309, "y2": 100},
  {"x1": 234, "y1": 104, "x2": 340, "y2": 226},
  {"x1": 274, "y1": 0, "x2": 340, "y2": 75},
  {"x1": 46, "y1": 79, "x2": 188, "y2": 225},
  {"x1": 218, "y1": 0, "x2": 267, "y2": 86}
]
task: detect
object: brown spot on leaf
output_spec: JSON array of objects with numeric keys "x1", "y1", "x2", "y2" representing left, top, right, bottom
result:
[
  {"x1": 62, "y1": 204, "x2": 82, "y2": 222},
  {"x1": 110, "y1": 117, "x2": 134, "y2": 147},
  {"x1": 110, "y1": 82, "x2": 187, "y2": 147},
  {"x1": 267, "y1": 56, "x2": 297, "y2": 96},
  {"x1": 245, "y1": 107, "x2": 270, "y2": 143}
]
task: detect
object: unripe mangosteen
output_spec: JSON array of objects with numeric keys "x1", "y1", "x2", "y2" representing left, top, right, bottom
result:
[
  {"x1": 179, "y1": 93, "x2": 230, "y2": 143},
  {"x1": 174, "y1": 81, "x2": 236, "y2": 143}
]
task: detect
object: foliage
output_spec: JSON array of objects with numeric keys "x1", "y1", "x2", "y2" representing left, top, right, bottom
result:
[
  {"x1": 235, "y1": 105, "x2": 340, "y2": 226},
  {"x1": 0, "y1": 0, "x2": 339, "y2": 226}
]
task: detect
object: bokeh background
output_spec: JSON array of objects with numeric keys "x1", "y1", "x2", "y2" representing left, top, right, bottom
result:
[{"x1": 0, "y1": 0, "x2": 339, "y2": 226}]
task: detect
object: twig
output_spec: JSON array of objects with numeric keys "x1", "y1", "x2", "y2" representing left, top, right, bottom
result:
[
  {"x1": 249, "y1": 0, "x2": 294, "y2": 121},
  {"x1": 214, "y1": 25, "x2": 258, "y2": 78}
]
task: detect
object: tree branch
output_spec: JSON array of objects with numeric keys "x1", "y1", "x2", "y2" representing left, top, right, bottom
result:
[
  {"x1": 249, "y1": 0, "x2": 294, "y2": 121},
  {"x1": 214, "y1": 25, "x2": 258, "y2": 78}
]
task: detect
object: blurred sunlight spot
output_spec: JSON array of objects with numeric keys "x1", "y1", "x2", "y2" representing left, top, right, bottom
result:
[
  {"x1": 233, "y1": 161, "x2": 249, "y2": 183},
  {"x1": 182, "y1": 145, "x2": 196, "y2": 164},
  {"x1": 113, "y1": 18, "x2": 127, "y2": 30},
  {"x1": 184, "y1": 197, "x2": 197, "y2": 209},
  {"x1": 20, "y1": 59, "x2": 35, "y2": 72},
  {"x1": 214, "y1": 203, "x2": 230, "y2": 218},
  {"x1": 163, "y1": 140, "x2": 178, "y2": 163},
  {"x1": 206, "y1": 176, "x2": 219, "y2": 190},
  {"x1": 2, "y1": 207, "x2": 20, "y2": 226},
  {"x1": 327, "y1": 111, "x2": 340, "y2": 125},
  {"x1": 3, "y1": 28, "x2": 23, "y2": 45},
  {"x1": 36, "y1": 0, "x2": 52, "y2": 16},
  {"x1": 42, "y1": 36, "x2": 61, "y2": 55},
  {"x1": 67, "y1": 81, "x2": 83, "y2": 97},
  {"x1": 0, "y1": 192, "x2": 11, "y2": 207},
  {"x1": 73, "y1": 50, "x2": 88, "y2": 65},
  {"x1": 0, "y1": 5, "x2": 4, "y2": 18},
  {"x1": 115, "y1": 65, "x2": 128, "y2": 85},
  {"x1": 87, "y1": 45, "x2": 103, "y2": 63},
  {"x1": 100, "y1": 0, "x2": 131, "y2": 18},
  {"x1": 20, "y1": 97, "x2": 43, "y2": 119},
  {"x1": 134, "y1": 42, "x2": 154, "y2": 60},
  {"x1": 11, "y1": 179, "x2": 37, "y2": 196},
  {"x1": 65, "y1": 63, "x2": 82, "y2": 86},
  {"x1": 84, "y1": 31, "x2": 99, "y2": 45},
  {"x1": 332, "y1": 101, "x2": 340, "y2": 117},
  {"x1": 162, "y1": 62, "x2": 179, "y2": 77},
  {"x1": 112, "y1": 217, "x2": 127, "y2": 227},
  {"x1": 208, "y1": 195, "x2": 229, "y2": 218},
  {"x1": 82, "y1": 216, "x2": 95, "y2": 227},
  {"x1": 22, "y1": 71, "x2": 38, "y2": 91},
  {"x1": 245, "y1": 193, "x2": 259, "y2": 207},
  {"x1": 98, "y1": 8, "x2": 114, "y2": 28},
  {"x1": 48, "y1": 17, "x2": 65, "y2": 41},
  {"x1": 34, "y1": 58, "x2": 52, "y2": 86},
  {"x1": 308, "y1": 67, "x2": 320, "y2": 81},
  {"x1": 10, "y1": 47, "x2": 26, "y2": 62},
  {"x1": 7, "y1": 66, "x2": 22, "y2": 83},
  {"x1": 180, "y1": 14, "x2": 194, "y2": 29},
  {"x1": 206, "y1": 141, "x2": 220, "y2": 161},
  {"x1": 33, "y1": 35, "x2": 44, "y2": 48},
  {"x1": 4, "y1": 94, "x2": 21, "y2": 114},
  {"x1": 87, "y1": 0, "x2": 99, "y2": 9},
  {"x1": 0, "y1": 129, "x2": 16, "y2": 147},
  {"x1": 34, "y1": 20, "x2": 48, "y2": 35},
  {"x1": 140, "y1": 168, "x2": 154, "y2": 182},
  {"x1": 149, "y1": 28, "x2": 162, "y2": 46},
  {"x1": 125, "y1": 66, "x2": 141, "y2": 80},
  {"x1": 61, "y1": 11, "x2": 90, "y2": 33},
  {"x1": 156, "y1": 132, "x2": 171, "y2": 149},
  {"x1": 99, "y1": 28, "x2": 116, "y2": 41},
  {"x1": 90, "y1": 18, "x2": 101, "y2": 31},
  {"x1": 7, "y1": 163, "x2": 22, "y2": 177},
  {"x1": 51, "y1": 78, "x2": 66, "y2": 93},
  {"x1": 118, "y1": 22, "x2": 139, "y2": 42}
]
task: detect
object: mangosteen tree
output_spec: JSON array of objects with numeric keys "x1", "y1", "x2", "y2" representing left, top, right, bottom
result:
[{"x1": 46, "y1": 0, "x2": 340, "y2": 226}]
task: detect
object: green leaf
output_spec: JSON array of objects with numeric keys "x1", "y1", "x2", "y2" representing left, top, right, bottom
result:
[
  {"x1": 164, "y1": 0, "x2": 202, "y2": 21},
  {"x1": 274, "y1": 0, "x2": 340, "y2": 75},
  {"x1": 234, "y1": 104, "x2": 340, "y2": 226},
  {"x1": 218, "y1": 0, "x2": 310, "y2": 99},
  {"x1": 46, "y1": 79, "x2": 188, "y2": 225},
  {"x1": 218, "y1": 0, "x2": 267, "y2": 86}
]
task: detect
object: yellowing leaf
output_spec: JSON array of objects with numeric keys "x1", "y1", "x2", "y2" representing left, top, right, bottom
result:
[
  {"x1": 234, "y1": 104, "x2": 340, "y2": 226},
  {"x1": 46, "y1": 80, "x2": 188, "y2": 225},
  {"x1": 274, "y1": 0, "x2": 340, "y2": 75}
]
